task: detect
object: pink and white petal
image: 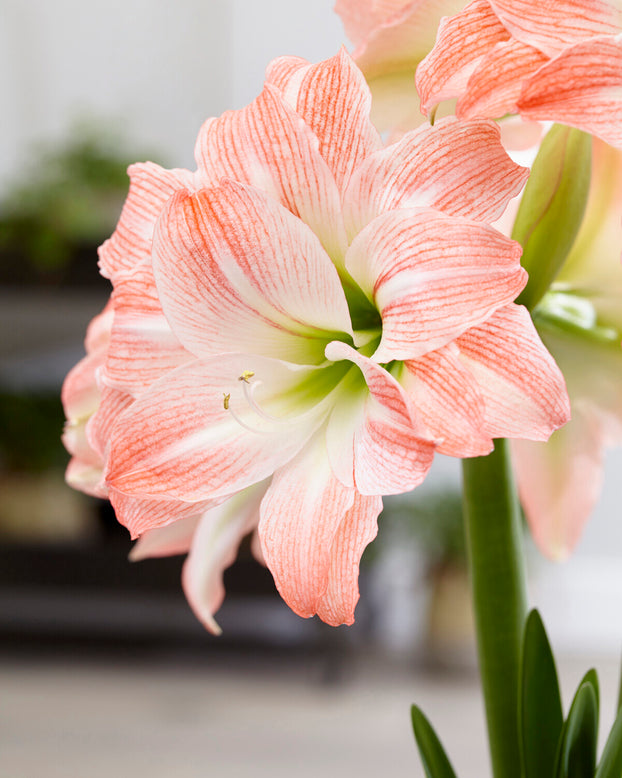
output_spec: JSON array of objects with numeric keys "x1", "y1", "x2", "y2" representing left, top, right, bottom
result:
[
  {"x1": 315, "y1": 491, "x2": 382, "y2": 626},
  {"x1": 351, "y1": 0, "x2": 468, "y2": 79},
  {"x1": 153, "y1": 182, "x2": 352, "y2": 366},
  {"x1": 105, "y1": 264, "x2": 192, "y2": 395},
  {"x1": 130, "y1": 514, "x2": 201, "y2": 561},
  {"x1": 182, "y1": 483, "x2": 266, "y2": 634},
  {"x1": 416, "y1": 0, "x2": 511, "y2": 117},
  {"x1": 512, "y1": 409, "x2": 605, "y2": 559},
  {"x1": 335, "y1": 0, "x2": 415, "y2": 49},
  {"x1": 264, "y1": 56, "x2": 310, "y2": 105},
  {"x1": 343, "y1": 117, "x2": 529, "y2": 237},
  {"x1": 61, "y1": 351, "x2": 105, "y2": 429},
  {"x1": 455, "y1": 305, "x2": 570, "y2": 439},
  {"x1": 98, "y1": 162, "x2": 196, "y2": 281},
  {"x1": 106, "y1": 355, "x2": 328, "y2": 503},
  {"x1": 489, "y1": 0, "x2": 622, "y2": 58},
  {"x1": 457, "y1": 38, "x2": 549, "y2": 118},
  {"x1": 325, "y1": 341, "x2": 436, "y2": 494},
  {"x1": 110, "y1": 488, "x2": 220, "y2": 539},
  {"x1": 281, "y1": 49, "x2": 382, "y2": 193},
  {"x1": 401, "y1": 344, "x2": 494, "y2": 456},
  {"x1": 84, "y1": 300, "x2": 114, "y2": 354},
  {"x1": 258, "y1": 434, "x2": 356, "y2": 621},
  {"x1": 194, "y1": 85, "x2": 347, "y2": 261},
  {"x1": 86, "y1": 384, "x2": 134, "y2": 461},
  {"x1": 345, "y1": 208, "x2": 526, "y2": 361},
  {"x1": 65, "y1": 457, "x2": 107, "y2": 499},
  {"x1": 518, "y1": 35, "x2": 622, "y2": 150}
]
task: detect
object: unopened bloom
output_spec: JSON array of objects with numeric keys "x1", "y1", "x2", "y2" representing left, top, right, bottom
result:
[
  {"x1": 512, "y1": 139, "x2": 622, "y2": 559},
  {"x1": 63, "y1": 51, "x2": 569, "y2": 630},
  {"x1": 416, "y1": 0, "x2": 622, "y2": 149}
]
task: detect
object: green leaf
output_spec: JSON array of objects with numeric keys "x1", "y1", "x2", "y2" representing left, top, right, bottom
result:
[
  {"x1": 520, "y1": 610, "x2": 564, "y2": 778},
  {"x1": 617, "y1": 653, "x2": 622, "y2": 714},
  {"x1": 595, "y1": 705, "x2": 622, "y2": 778},
  {"x1": 555, "y1": 678, "x2": 599, "y2": 778},
  {"x1": 513, "y1": 124, "x2": 592, "y2": 312},
  {"x1": 411, "y1": 705, "x2": 458, "y2": 778}
]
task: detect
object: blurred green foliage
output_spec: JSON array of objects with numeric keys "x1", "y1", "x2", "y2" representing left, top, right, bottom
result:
[
  {"x1": 0, "y1": 121, "x2": 160, "y2": 284},
  {"x1": 0, "y1": 392, "x2": 66, "y2": 472}
]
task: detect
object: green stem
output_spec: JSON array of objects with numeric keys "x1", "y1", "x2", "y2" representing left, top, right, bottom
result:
[{"x1": 462, "y1": 439, "x2": 528, "y2": 778}]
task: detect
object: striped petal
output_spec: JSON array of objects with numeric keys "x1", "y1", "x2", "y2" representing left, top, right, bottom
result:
[
  {"x1": 194, "y1": 85, "x2": 347, "y2": 261},
  {"x1": 106, "y1": 355, "x2": 329, "y2": 503},
  {"x1": 98, "y1": 162, "x2": 196, "y2": 281},
  {"x1": 416, "y1": 0, "x2": 510, "y2": 117},
  {"x1": 518, "y1": 35, "x2": 622, "y2": 150},
  {"x1": 325, "y1": 341, "x2": 436, "y2": 494},
  {"x1": 455, "y1": 305, "x2": 570, "y2": 439},
  {"x1": 130, "y1": 515, "x2": 201, "y2": 560},
  {"x1": 259, "y1": 434, "x2": 381, "y2": 625},
  {"x1": 345, "y1": 208, "x2": 525, "y2": 361},
  {"x1": 110, "y1": 489, "x2": 218, "y2": 540},
  {"x1": 105, "y1": 264, "x2": 192, "y2": 395},
  {"x1": 152, "y1": 182, "x2": 353, "y2": 366},
  {"x1": 457, "y1": 38, "x2": 548, "y2": 118},
  {"x1": 182, "y1": 483, "x2": 266, "y2": 634},
  {"x1": 489, "y1": 0, "x2": 622, "y2": 57},
  {"x1": 267, "y1": 49, "x2": 382, "y2": 193},
  {"x1": 343, "y1": 117, "x2": 529, "y2": 238},
  {"x1": 400, "y1": 344, "x2": 493, "y2": 456}
]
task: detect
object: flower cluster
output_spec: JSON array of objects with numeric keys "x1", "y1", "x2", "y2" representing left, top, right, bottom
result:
[{"x1": 62, "y1": 50, "x2": 569, "y2": 630}]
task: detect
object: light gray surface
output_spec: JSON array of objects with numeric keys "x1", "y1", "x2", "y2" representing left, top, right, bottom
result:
[{"x1": 2, "y1": 653, "x2": 620, "y2": 778}]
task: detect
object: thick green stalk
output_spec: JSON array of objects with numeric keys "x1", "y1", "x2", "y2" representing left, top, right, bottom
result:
[{"x1": 462, "y1": 439, "x2": 528, "y2": 778}]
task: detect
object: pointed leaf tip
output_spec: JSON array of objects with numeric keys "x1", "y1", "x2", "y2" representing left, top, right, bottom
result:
[
  {"x1": 520, "y1": 609, "x2": 563, "y2": 778},
  {"x1": 411, "y1": 704, "x2": 459, "y2": 778}
]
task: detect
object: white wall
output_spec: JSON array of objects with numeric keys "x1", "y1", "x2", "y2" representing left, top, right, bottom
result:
[{"x1": 0, "y1": 0, "x2": 345, "y2": 191}]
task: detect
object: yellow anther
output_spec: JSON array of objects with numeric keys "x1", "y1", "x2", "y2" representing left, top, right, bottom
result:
[
  {"x1": 238, "y1": 370, "x2": 255, "y2": 383},
  {"x1": 223, "y1": 393, "x2": 230, "y2": 410}
]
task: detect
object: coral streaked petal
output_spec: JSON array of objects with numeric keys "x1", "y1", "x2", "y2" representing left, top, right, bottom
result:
[
  {"x1": 106, "y1": 265, "x2": 192, "y2": 395},
  {"x1": 110, "y1": 488, "x2": 219, "y2": 539},
  {"x1": 343, "y1": 117, "x2": 529, "y2": 237},
  {"x1": 277, "y1": 49, "x2": 382, "y2": 192},
  {"x1": 518, "y1": 35, "x2": 622, "y2": 150},
  {"x1": 416, "y1": 0, "x2": 510, "y2": 116},
  {"x1": 194, "y1": 85, "x2": 347, "y2": 260},
  {"x1": 152, "y1": 182, "x2": 352, "y2": 365},
  {"x1": 259, "y1": 435, "x2": 362, "y2": 624},
  {"x1": 457, "y1": 38, "x2": 548, "y2": 118},
  {"x1": 346, "y1": 208, "x2": 525, "y2": 360},
  {"x1": 315, "y1": 491, "x2": 382, "y2": 626},
  {"x1": 86, "y1": 385, "x2": 134, "y2": 461},
  {"x1": 106, "y1": 355, "x2": 326, "y2": 502},
  {"x1": 130, "y1": 515, "x2": 200, "y2": 560},
  {"x1": 512, "y1": 413, "x2": 604, "y2": 560},
  {"x1": 325, "y1": 341, "x2": 436, "y2": 494},
  {"x1": 401, "y1": 345, "x2": 493, "y2": 457},
  {"x1": 490, "y1": 0, "x2": 622, "y2": 57},
  {"x1": 456, "y1": 305, "x2": 570, "y2": 439},
  {"x1": 98, "y1": 162, "x2": 196, "y2": 280},
  {"x1": 182, "y1": 484, "x2": 266, "y2": 634}
]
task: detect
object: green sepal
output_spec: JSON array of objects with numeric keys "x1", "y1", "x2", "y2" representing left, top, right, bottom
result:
[
  {"x1": 411, "y1": 705, "x2": 458, "y2": 778},
  {"x1": 519, "y1": 610, "x2": 564, "y2": 778},
  {"x1": 513, "y1": 124, "x2": 592, "y2": 312},
  {"x1": 595, "y1": 705, "x2": 622, "y2": 778},
  {"x1": 554, "y1": 674, "x2": 599, "y2": 778}
]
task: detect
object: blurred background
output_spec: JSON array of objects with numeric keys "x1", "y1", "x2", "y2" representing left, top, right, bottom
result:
[{"x1": 2, "y1": 1, "x2": 622, "y2": 776}]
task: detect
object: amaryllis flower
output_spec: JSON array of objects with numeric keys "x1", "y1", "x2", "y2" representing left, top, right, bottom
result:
[
  {"x1": 64, "y1": 50, "x2": 569, "y2": 630},
  {"x1": 416, "y1": 0, "x2": 622, "y2": 149},
  {"x1": 334, "y1": 0, "x2": 466, "y2": 132},
  {"x1": 512, "y1": 139, "x2": 622, "y2": 559}
]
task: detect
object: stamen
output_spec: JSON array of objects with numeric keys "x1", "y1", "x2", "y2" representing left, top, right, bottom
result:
[
  {"x1": 224, "y1": 371, "x2": 289, "y2": 434},
  {"x1": 238, "y1": 370, "x2": 255, "y2": 383},
  {"x1": 223, "y1": 393, "x2": 230, "y2": 410},
  {"x1": 242, "y1": 379, "x2": 284, "y2": 424}
]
